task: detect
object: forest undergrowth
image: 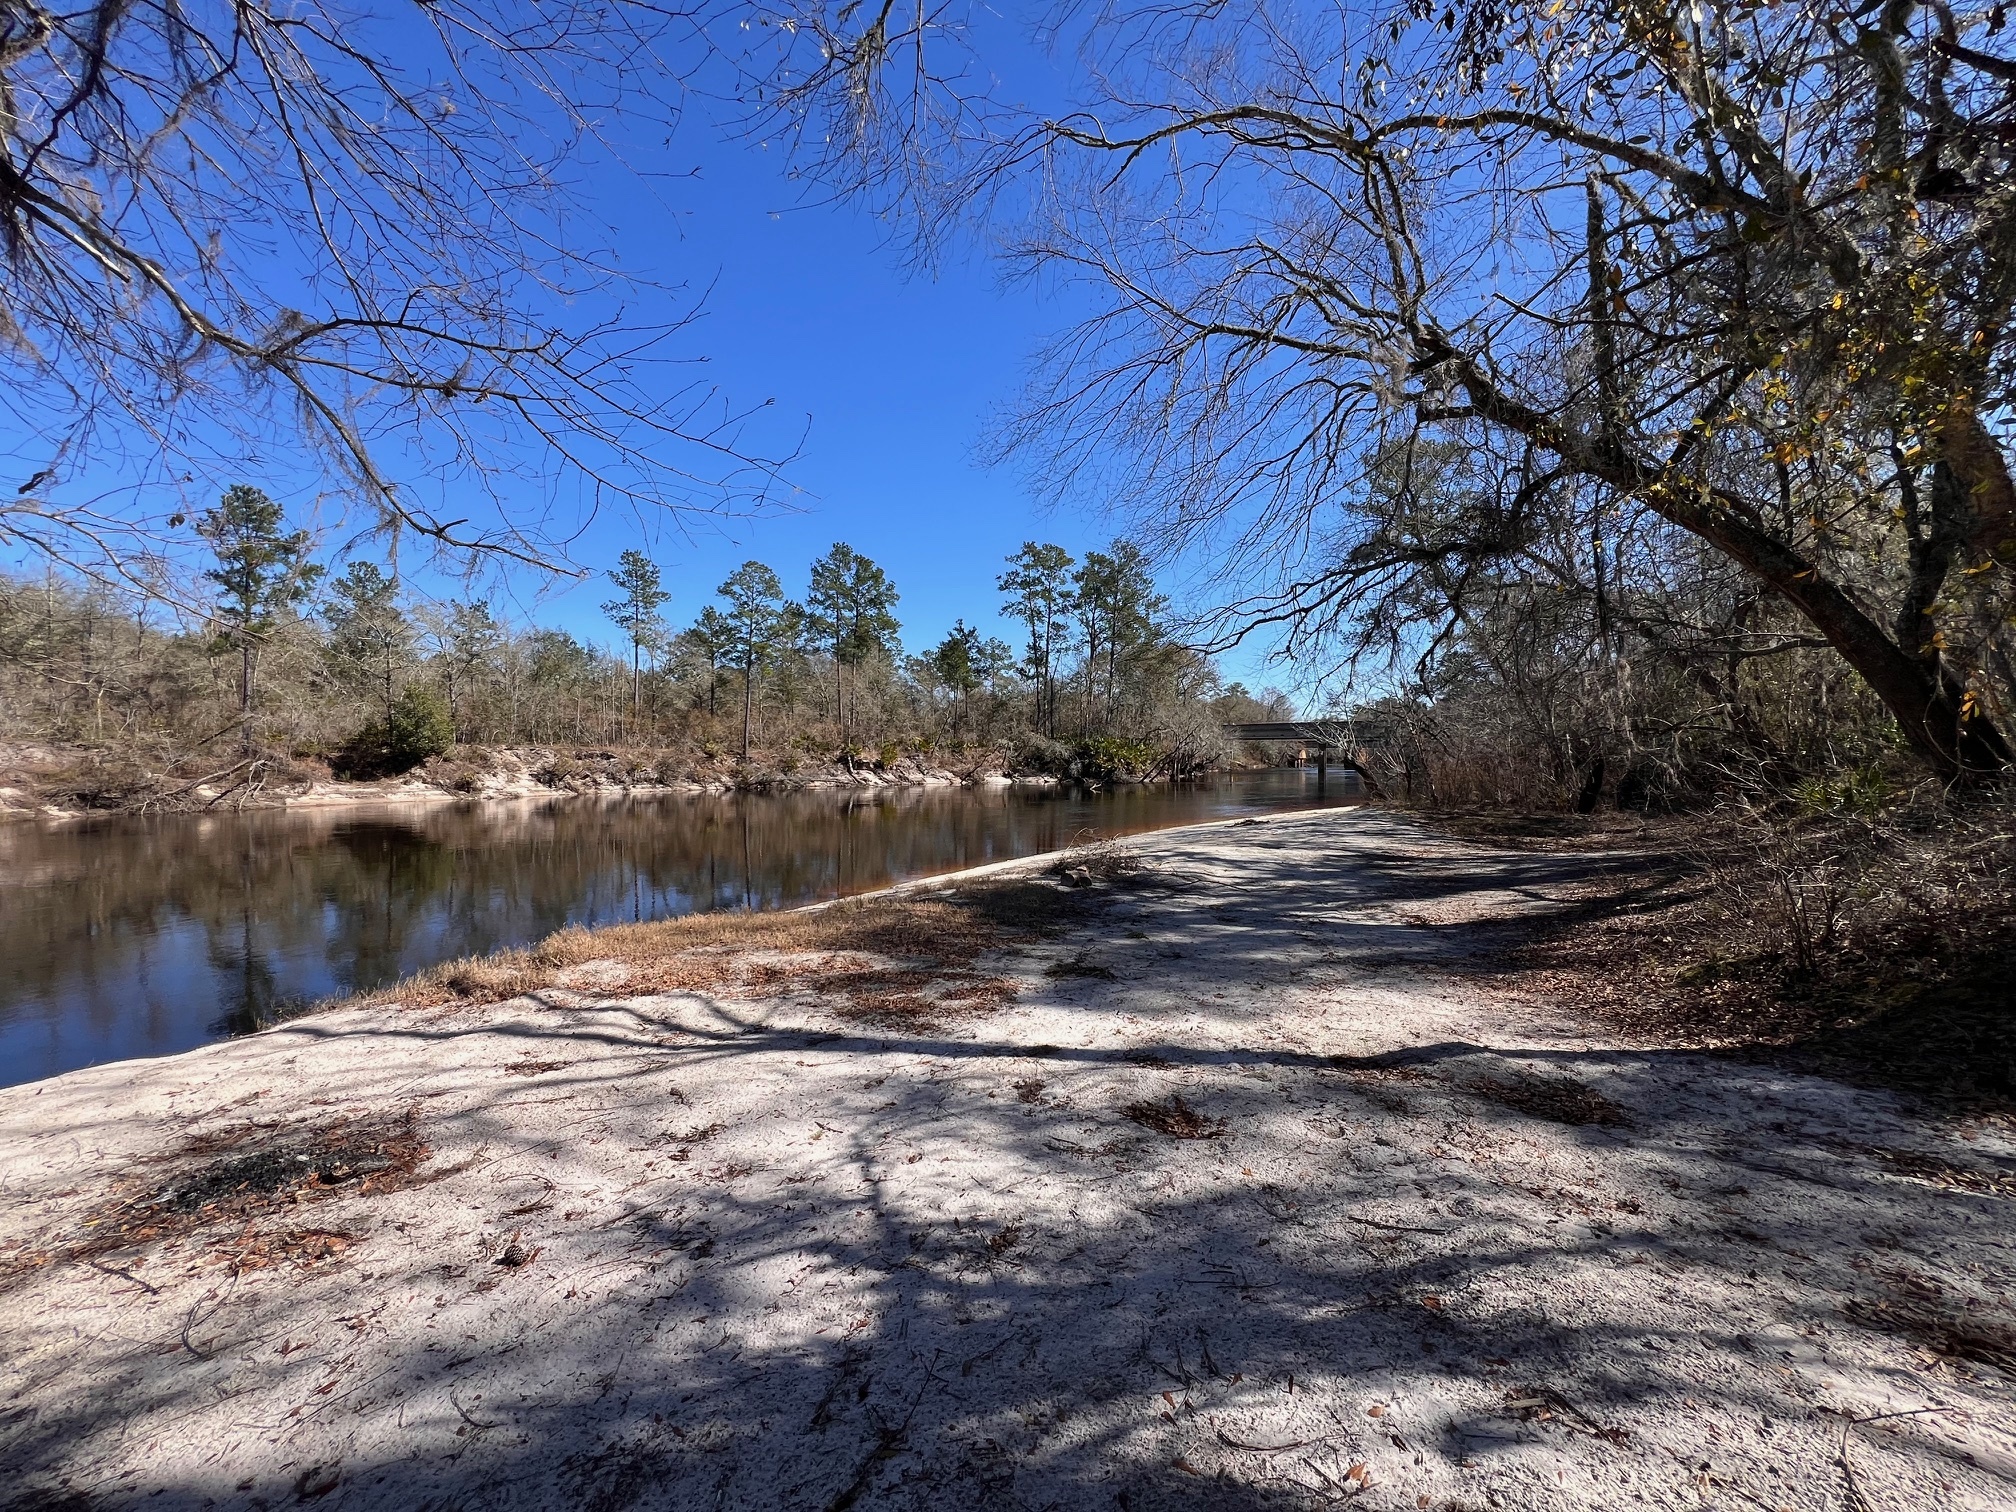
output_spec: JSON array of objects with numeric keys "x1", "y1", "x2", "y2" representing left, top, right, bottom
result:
[{"x1": 1440, "y1": 795, "x2": 2016, "y2": 1110}]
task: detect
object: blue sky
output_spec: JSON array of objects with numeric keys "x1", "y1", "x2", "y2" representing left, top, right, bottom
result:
[
  {"x1": 4, "y1": 10, "x2": 1298, "y2": 699},
  {"x1": 463, "y1": 100, "x2": 1289, "y2": 692},
  {"x1": 524, "y1": 134, "x2": 1106, "y2": 665}
]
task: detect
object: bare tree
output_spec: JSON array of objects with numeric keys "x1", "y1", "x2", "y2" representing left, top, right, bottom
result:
[
  {"x1": 750, "y1": 0, "x2": 2016, "y2": 782},
  {"x1": 1, "y1": 0, "x2": 790, "y2": 580}
]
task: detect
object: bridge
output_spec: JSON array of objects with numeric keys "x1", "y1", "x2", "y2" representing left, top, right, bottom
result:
[{"x1": 1222, "y1": 720, "x2": 1391, "y2": 797}]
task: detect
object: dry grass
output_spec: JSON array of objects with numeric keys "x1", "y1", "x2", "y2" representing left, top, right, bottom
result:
[
  {"x1": 335, "y1": 876, "x2": 1091, "y2": 1031},
  {"x1": 1455, "y1": 800, "x2": 2016, "y2": 1110},
  {"x1": 1413, "y1": 806, "x2": 1690, "y2": 853}
]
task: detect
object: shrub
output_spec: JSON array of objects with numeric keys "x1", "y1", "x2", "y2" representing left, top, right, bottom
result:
[
  {"x1": 37, "y1": 752, "x2": 156, "y2": 808},
  {"x1": 533, "y1": 755, "x2": 583, "y2": 788},
  {"x1": 1009, "y1": 734, "x2": 1163, "y2": 781},
  {"x1": 1073, "y1": 736, "x2": 1162, "y2": 782},
  {"x1": 1013, "y1": 734, "x2": 1073, "y2": 776},
  {"x1": 332, "y1": 686, "x2": 455, "y2": 778}
]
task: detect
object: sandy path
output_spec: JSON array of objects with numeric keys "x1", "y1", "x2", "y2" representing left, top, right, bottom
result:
[{"x1": 1, "y1": 808, "x2": 2011, "y2": 1511}]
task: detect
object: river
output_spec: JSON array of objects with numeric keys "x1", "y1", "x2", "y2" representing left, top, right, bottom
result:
[{"x1": 0, "y1": 769, "x2": 1360, "y2": 1087}]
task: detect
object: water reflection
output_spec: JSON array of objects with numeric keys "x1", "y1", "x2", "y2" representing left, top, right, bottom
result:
[{"x1": 0, "y1": 769, "x2": 1359, "y2": 1086}]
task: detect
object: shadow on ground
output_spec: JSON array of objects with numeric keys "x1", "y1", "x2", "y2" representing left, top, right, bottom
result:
[{"x1": 2, "y1": 811, "x2": 2010, "y2": 1512}]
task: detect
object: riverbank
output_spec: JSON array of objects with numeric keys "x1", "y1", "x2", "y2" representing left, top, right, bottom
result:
[
  {"x1": 3, "y1": 808, "x2": 2011, "y2": 1510},
  {"x1": 0, "y1": 741, "x2": 1136, "y2": 822}
]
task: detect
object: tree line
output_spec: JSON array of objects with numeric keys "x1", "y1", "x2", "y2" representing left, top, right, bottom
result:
[
  {"x1": 0, "y1": 487, "x2": 1287, "y2": 786},
  {"x1": 9, "y1": 0, "x2": 2010, "y2": 808},
  {"x1": 713, "y1": 0, "x2": 2015, "y2": 804}
]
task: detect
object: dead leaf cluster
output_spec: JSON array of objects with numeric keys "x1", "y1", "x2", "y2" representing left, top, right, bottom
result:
[
  {"x1": 7, "y1": 1109, "x2": 431, "y2": 1287},
  {"x1": 1465, "y1": 1074, "x2": 1629, "y2": 1128},
  {"x1": 1870, "y1": 1146, "x2": 2016, "y2": 1198},
  {"x1": 1843, "y1": 1269, "x2": 2016, "y2": 1380},
  {"x1": 1122, "y1": 1095, "x2": 1228, "y2": 1140}
]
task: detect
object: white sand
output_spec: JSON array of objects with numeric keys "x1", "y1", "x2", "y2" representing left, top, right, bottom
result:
[{"x1": 2, "y1": 808, "x2": 2011, "y2": 1510}]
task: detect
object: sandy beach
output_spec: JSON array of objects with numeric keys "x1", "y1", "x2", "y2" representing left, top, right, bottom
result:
[{"x1": 2, "y1": 808, "x2": 2010, "y2": 1510}]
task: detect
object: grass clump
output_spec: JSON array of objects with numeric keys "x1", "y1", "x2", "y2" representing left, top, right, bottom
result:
[{"x1": 340, "y1": 876, "x2": 1090, "y2": 1030}]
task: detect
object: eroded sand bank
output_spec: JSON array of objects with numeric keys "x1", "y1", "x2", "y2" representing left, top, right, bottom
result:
[{"x1": 2, "y1": 809, "x2": 2010, "y2": 1510}]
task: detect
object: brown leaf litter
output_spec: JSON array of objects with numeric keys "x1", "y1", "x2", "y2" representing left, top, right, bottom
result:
[
  {"x1": 1870, "y1": 1145, "x2": 2016, "y2": 1197},
  {"x1": 1046, "y1": 951, "x2": 1119, "y2": 980},
  {"x1": 1843, "y1": 1261, "x2": 2016, "y2": 1380},
  {"x1": 1842, "y1": 1295, "x2": 2016, "y2": 1380},
  {"x1": 1465, "y1": 1073, "x2": 1630, "y2": 1127},
  {"x1": 2, "y1": 1108, "x2": 433, "y2": 1288},
  {"x1": 1122, "y1": 1095, "x2": 1229, "y2": 1140}
]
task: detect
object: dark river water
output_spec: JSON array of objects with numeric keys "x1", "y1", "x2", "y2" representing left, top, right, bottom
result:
[{"x1": 0, "y1": 769, "x2": 1359, "y2": 1087}]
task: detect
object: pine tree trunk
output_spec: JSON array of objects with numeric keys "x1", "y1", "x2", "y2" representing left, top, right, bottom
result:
[
  {"x1": 742, "y1": 660, "x2": 754, "y2": 760},
  {"x1": 240, "y1": 638, "x2": 254, "y2": 753}
]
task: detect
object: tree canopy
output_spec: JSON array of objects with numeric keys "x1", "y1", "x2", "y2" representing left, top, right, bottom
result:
[
  {"x1": 751, "y1": 0, "x2": 2016, "y2": 781},
  {"x1": 0, "y1": 0, "x2": 791, "y2": 579}
]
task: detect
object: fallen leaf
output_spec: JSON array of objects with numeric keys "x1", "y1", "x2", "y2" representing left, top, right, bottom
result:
[{"x1": 294, "y1": 1464, "x2": 340, "y2": 1499}]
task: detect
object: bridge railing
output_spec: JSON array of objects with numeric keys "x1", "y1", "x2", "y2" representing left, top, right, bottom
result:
[{"x1": 1221, "y1": 720, "x2": 1395, "y2": 747}]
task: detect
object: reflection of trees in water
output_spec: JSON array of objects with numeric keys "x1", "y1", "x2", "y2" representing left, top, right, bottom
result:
[
  {"x1": 2, "y1": 775, "x2": 1343, "y2": 1077},
  {"x1": 320, "y1": 821, "x2": 466, "y2": 996},
  {"x1": 205, "y1": 904, "x2": 288, "y2": 1038}
]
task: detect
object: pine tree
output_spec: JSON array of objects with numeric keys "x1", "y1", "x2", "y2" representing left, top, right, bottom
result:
[
  {"x1": 601, "y1": 550, "x2": 670, "y2": 734},
  {"x1": 194, "y1": 485, "x2": 320, "y2": 750},
  {"x1": 930, "y1": 620, "x2": 983, "y2": 733},
  {"x1": 805, "y1": 543, "x2": 901, "y2": 749},
  {"x1": 676, "y1": 606, "x2": 737, "y2": 718},
  {"x1": 1072, "y1": 541, "x2": 1167, "y2": 732},
  {"x1": 717, "y1": 561, "x2": 787, "y2": 759},
  {"x1": 322, "y1": 562, "x2": 412, "y2": 718},
  {"x1": 443, "y1": 601, "x2": 503, "y2": 739},
  {"x1": 998, "y1": 543, "x2": 1075, "y2": 737}
]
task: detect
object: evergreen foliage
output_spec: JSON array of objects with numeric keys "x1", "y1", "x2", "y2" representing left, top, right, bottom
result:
[{"x1": 193, "y1": 485, "x2": 320, "y2": 747}]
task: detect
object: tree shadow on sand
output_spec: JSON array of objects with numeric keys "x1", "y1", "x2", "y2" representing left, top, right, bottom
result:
[{"x1": 3, "y1": 813, "x2": 2008, "y2": 1511}]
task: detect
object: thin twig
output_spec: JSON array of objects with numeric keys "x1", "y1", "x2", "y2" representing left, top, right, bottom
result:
[
  {"x1": 86, "y1": 1259, "x2": 160, "y2": 1295},
  {"x1": 1343, "y1": 1214, "x2": 1451, "y2": 1235},
  {"x1": 450, "y1": 1388, "x2": 501, "y2": 1431}
]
